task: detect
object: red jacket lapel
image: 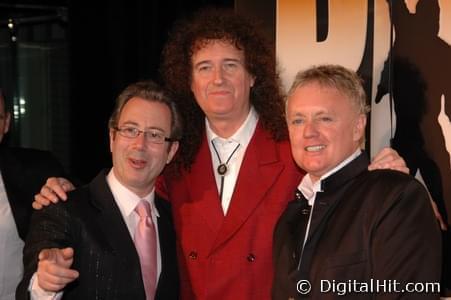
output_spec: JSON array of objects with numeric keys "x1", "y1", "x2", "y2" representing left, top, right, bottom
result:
[{"x1": 185, "y1": 133, "x2": 225, "y2": 236}]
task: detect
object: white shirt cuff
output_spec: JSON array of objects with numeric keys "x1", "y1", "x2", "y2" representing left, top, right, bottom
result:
[{"x1": 29, "y1": 272, "x2": 64, "y2": 300}]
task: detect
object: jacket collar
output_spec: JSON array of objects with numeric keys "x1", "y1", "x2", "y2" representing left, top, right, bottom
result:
[{"x1": 321, "y1": 152, "x2": 369, "y2": 193}]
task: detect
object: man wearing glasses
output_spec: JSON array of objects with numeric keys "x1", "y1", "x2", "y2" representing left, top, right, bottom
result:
[{"x1": 16, "y1": 81, "x2": 180, "y2": 300}]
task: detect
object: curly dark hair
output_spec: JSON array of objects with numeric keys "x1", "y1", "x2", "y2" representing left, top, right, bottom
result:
[{"x1": 161, "y1": 7, "x2": 287, "y2": 171}]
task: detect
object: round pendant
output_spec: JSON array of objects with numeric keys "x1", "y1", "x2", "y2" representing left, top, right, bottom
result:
[{"x1": 217, "y1": 163, "x2": 228, "y2": 175}]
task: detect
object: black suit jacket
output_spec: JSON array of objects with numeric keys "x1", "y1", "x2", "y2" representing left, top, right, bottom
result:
[
  {"x1": 273, "y1": 153, "x2": 441, "y2": 299},
  {"x1": 16, "y1": 170, "x2": 179, "y2": 300},
  {"x1": 0, "y1": 145, "x2": 65, "y2": 241}
]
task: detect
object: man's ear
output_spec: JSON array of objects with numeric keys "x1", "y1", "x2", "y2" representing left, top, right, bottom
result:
[
  {"x1": 353, "y1": 114, "x2": 367, "y2": 142},
  {"x1": 167, "y1": 141, "x2": 179, "y2": 164}
]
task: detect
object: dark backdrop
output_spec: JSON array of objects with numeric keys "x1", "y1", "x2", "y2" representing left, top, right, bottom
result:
[{"x1": 68, "y1": 0, "x2": 233, "y2": 182}]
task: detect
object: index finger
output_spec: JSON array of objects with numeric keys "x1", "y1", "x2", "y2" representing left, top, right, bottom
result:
[
  {"x1": 43, "y1": 264, "x2": 79, "y2": 280},
  {"x1": 58, "y1": 178, "x2": 75, "y2": 191},
  {"x1": 46, "y1": 177, "x2": 68, "y2": 201}
]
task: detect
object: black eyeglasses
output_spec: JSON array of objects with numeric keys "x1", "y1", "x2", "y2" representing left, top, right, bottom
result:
[{"x1": 114, "y1": 126, "x2": 173, "y2": 144}]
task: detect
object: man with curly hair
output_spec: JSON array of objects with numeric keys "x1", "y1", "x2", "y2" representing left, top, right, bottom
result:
[
  {"x1": 158, "y1": 9, "x2": 406, "y2": 299},
  {"x1": 159, "y1": 9, "x2": 302, "y2": 299},
  {"x1": 33, "y1": 8, "x2": 407, "y2": 300}
]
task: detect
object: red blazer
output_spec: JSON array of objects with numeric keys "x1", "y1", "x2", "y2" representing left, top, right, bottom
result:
[{"x1": 163, "y1": 122, "x2": 304, "y2": 300}]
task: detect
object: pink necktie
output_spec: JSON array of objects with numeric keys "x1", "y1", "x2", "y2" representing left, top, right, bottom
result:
[{"x1": 134, "y1": 200, "x2": 157, "y2": 300}]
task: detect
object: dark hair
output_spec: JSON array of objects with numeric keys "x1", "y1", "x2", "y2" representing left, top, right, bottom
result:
[
  {"x1": 161, "y1": 7, "x2": 287, "y2": 170},
  {"x1": 109, "y1": 80, "x2": 182, "y2": 141}
]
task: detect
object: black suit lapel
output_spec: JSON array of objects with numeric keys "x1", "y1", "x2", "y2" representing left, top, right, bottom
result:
[
  {"x1": 154, "y1": 193, "x2": 173, "y2": 267},
  {"x1": 299, "y1": 153, "x2": 370, "y2": 278},
  {"x1": 286, "y1": 191, "x2": 311, "y2": 266},
  {"x1": 272, "y1": 195, "x2": 310, "y2": 299},
  {"x1": 154, "y1": 193, "x2": 179, "y2": 299},
  {"x1": 305, "y1": 153, "x2": 370, "y2": 243},
  {"x1": 88, "y1": 171, "x2": 142, "y2": 270}
]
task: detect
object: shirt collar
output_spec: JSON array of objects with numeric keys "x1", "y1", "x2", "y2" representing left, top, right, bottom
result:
[
  {"x1": 205, "y1": 106, "x2": 258, "y2": 147},
  {"x1": 106, "y1": 169, "x2": 159, "y2": 218},
  {"x1": 298, "y1": 149, "x2": 362, "y2": 205}
]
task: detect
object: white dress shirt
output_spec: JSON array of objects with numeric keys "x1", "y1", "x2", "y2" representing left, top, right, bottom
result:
[
  {"x1": 0, "y1": 171, "x2": 24, "y2": 300},
  {"x1": 206, "y1": 106, "x2": 259, "y2": 214},
  {"x1": 30, "y1": 169, "x2": 161, "y2": 299}
]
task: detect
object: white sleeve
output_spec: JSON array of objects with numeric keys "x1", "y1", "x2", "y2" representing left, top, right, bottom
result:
[{"x1": 29, "y1": 272, "x2": 64, "y2": 300}]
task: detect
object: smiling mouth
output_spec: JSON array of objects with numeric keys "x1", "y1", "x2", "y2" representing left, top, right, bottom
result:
[
  {"x1": 305, "y1": 145, "x2": 326, "y2": 152},
  {"x1": 129, "y1": 158, "x2": 147, "y2": 168},
  {"x1": 210, "y1": 90, "x2": 231, "y2": 95}
]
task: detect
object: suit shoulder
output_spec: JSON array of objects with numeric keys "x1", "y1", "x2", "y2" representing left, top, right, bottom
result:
[
  {"x1": 363, "y1": 169, "x2": 425, "y2": 190},
  {"x1": 43, "y1": 184, "x2": 92, "y2": 214},
  {"x1": 67, "y1": 183, "x2": 91, "y2": 199},
  {"x1": 354, "y1": 169, "x2": 430, "y2": 211}
]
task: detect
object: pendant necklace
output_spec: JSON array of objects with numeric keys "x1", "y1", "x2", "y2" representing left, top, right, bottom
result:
[{"x1": 211, "y1": 140, "x2": 241, "y2": 202}]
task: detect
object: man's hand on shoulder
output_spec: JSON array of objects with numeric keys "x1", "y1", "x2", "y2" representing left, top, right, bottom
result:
[
  {"x1": 33, "y1": 177, "x2": 75, "y2": 210},
  {"x1": 368, "y1": 147, "x2": 409, "y2": 174}
]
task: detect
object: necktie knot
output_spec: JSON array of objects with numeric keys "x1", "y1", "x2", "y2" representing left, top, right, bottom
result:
[{"x1": 135, "y1": 200, "x2": 151, "y2": 218}]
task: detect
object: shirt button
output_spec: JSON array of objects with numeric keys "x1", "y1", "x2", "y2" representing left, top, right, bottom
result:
[
  {"x1": 188, "y1": 251, "x2": 198, "y2": 260},
  {"x1": 247, "y1": 253, "x2": 256, "y2": 262}
]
